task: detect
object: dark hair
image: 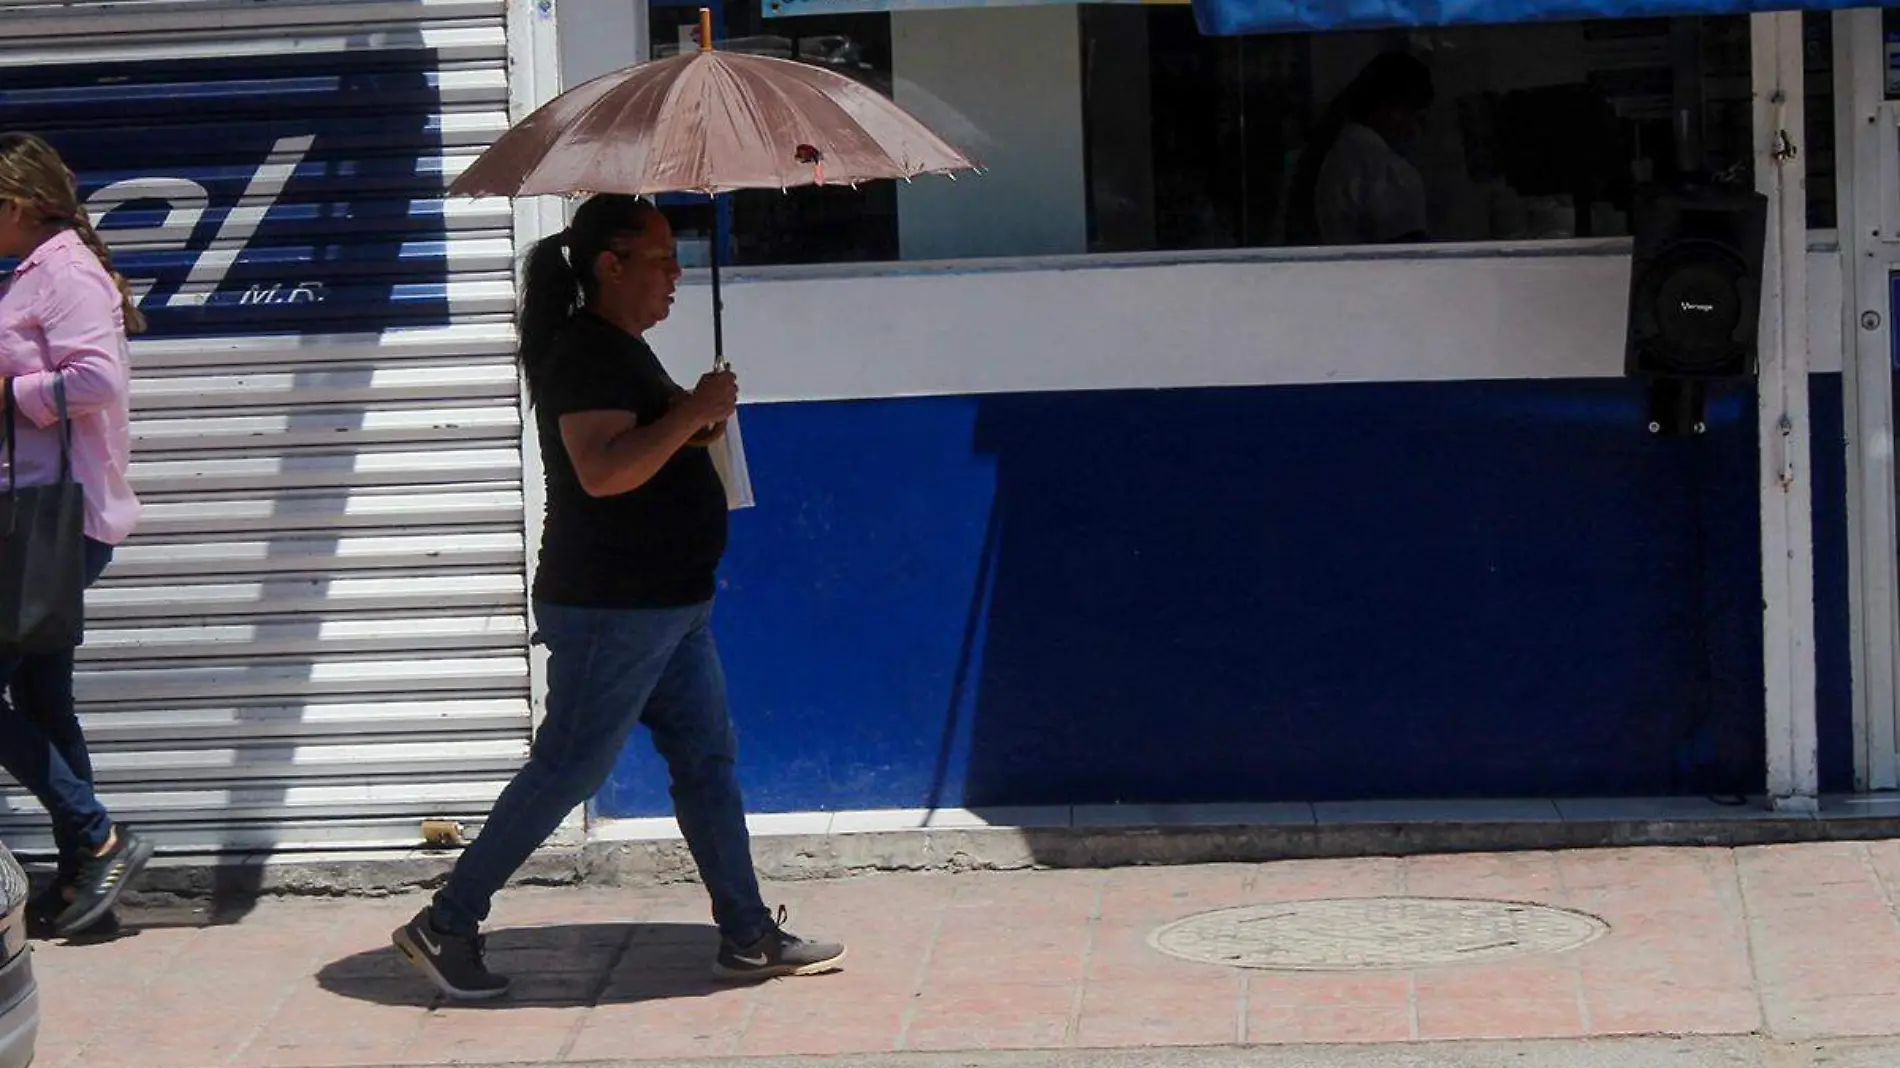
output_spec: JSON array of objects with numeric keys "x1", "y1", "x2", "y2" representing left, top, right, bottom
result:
[
  {"x1": 517, "y1": 193, "x2": 661, "y2": 402},
  {"x1": 1284, "y1": 52, "x2": 1435, "y2": 246}
]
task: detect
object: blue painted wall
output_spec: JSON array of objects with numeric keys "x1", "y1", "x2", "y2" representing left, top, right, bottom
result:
[{"x1": 597, "y1": 374, "x2": 1855, "y2": 817}]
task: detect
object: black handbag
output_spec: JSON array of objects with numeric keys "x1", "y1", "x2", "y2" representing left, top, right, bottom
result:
[{"x1": 0, "y1": 377, "x2": 86, "y2": 654}]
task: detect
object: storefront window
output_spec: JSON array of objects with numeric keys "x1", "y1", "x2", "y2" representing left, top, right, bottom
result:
[
  {"x1": 656, "y1": 2, "x2": 1836, "y2": 263},
  {"x1": 1804, "y1": 10, "x2": 1836, "y2": 230}
]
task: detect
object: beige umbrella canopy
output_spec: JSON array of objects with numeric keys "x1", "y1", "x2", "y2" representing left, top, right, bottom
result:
[
  {"x1": 449, "y1": 8, "x2": 978, "y2": 370},
  {"x1": 449, "y1": 10, "x2": 976, "y2": 199}
]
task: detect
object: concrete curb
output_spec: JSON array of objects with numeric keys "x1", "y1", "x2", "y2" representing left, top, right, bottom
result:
[
  {"x1": 258, "y1": 1035, "x2": 1900, "y2": 1068},
  {"x1": 117, "y1": 812, "x2": 1900, "y2": 905}
]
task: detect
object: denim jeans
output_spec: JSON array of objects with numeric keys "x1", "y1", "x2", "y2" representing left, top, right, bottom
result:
[
  {"x1": 0, "y1": 537, "x2": 116, "y2": 861},
  {"x1": 433, "y1": 599, "x2": 773, "y2": 945}
]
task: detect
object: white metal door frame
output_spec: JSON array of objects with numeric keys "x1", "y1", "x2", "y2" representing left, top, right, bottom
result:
[
  {"x1": 507, "y1": 0, "x2": 575, "y2": 841},
  {"x1": 1755, "y1": 11, "x2": 1819, "y2": 810},
  {"x1": 1838, "y1": 7, "x2": 1900, "y2": 790}
]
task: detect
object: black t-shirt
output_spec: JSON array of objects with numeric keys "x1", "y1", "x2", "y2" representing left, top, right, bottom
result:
[{"x1": 529, "y1": 312, "x2": 728, "y2": 608}]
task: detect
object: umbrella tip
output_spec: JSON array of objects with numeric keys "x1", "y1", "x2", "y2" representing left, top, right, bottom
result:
[{"x1": 698, "y1": 7, "x2": 713, "y2": 52}]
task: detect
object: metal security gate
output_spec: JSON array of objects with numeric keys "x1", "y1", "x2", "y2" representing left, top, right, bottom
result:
[{"x1": 0, "y1": 0, "x2": 542, "y2": 854}]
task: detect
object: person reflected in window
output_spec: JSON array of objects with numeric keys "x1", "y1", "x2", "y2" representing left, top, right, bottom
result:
[{"x1": 1286, "y1": 52, "x2": 1436, "y2": 247}]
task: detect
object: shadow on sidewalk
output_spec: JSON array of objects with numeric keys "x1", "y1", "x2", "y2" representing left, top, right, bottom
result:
[{"x1": 316, "y1": 922, "x2": 768, "y2": 1009}]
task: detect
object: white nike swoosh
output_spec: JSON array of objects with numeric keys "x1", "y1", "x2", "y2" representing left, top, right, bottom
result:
[
  {"x1": 733, "y1": 953, "x2": 768, "y2": 966},
  {"x1": 417, "y1": 926, "x2": 443, "y2": 956}
]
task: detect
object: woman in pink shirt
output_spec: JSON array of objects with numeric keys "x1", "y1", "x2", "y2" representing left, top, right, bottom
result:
[{"x1": 0, "y1": 132, "x2": 153, "y2": 939}]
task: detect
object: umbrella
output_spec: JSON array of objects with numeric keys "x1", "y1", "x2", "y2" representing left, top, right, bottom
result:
[{"x1": 448, "y1": 7, "x2": 979, "y2": 370}]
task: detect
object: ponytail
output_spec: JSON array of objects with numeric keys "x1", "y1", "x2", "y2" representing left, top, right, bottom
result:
[
  {"x1": 516, "y1": 233, "x2": 581, "y2": 404},
  {"x1": 69, "y1": 207, "x2": 147, "y2": 336}
]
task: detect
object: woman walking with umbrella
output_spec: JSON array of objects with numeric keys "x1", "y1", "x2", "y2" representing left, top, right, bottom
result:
[
  {"x1": 394, "y1": 193, "x2": 842, "y2": 999},
  {"x1": 392, "y1": 9, "x2": 973, "y2": 1001}
]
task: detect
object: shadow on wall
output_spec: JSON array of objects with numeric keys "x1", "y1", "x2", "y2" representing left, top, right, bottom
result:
[{"x1": 600, "y1": 375, "x2": 1853, "y2": 822}]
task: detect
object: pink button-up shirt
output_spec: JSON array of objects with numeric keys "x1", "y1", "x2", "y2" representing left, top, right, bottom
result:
[{"x1": 0, "y1": 230, "x2": 140, "y2": 546}]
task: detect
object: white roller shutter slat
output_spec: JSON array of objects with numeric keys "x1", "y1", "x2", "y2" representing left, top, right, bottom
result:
[
  {"x1": 78, "y1": 656, "x2": 528, "y2": 705},
  {"x1": 130, "y1": 447, "x2": 523, "y2": 493},
  {"x1": 133, "y1": 405, "x2": 521, "y2": 452},
  {"x1": 130, "y1": 322, "x2": 516, "y2": 372},
  {"x1": 87, "y1": 739, "x2": 530, "y2": 784},
  {"x1": 0, "y1": 779, "x2": 517, "y2": 830},
  {"x1": 133, "y1": 363, "x2": 521, "y2": 411},
  {"x1": 86, "y1": 613, "x2": 529, "y2": 661},
  {"x1": 107, "y1": 532, "x2": 523, "y2": 578},
  {"x1": 90, "y1": 574, "x2": 526, "y2": 621},
  {"x1": 0, "y1": 0, "x2": 531, "y2": 854},
  {"x1": 135, "y1": 488, "x2": 523, "y2": 536},
  {"x1": 80, "y1": 698, "x2": 531, "y2": 743}
]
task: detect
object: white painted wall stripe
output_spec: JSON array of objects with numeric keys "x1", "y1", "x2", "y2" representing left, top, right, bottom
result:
[{"x1": 647, "y1": 247, "x2": 1846, "y2": 402}]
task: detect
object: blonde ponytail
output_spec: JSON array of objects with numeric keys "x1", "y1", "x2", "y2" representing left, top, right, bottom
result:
[{"x1": 68, "y1": 206, "x2": 147, "y2": 336}]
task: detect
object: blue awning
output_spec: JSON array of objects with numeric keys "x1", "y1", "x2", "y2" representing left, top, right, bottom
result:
[{"x1": 1192, "y1": 0, "x2": 1884, "y2": 36}]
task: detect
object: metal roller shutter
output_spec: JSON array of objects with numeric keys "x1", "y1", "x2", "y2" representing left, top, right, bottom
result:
[{"x1": 0, "y1": 0, "x2": 538, "y2": 854}]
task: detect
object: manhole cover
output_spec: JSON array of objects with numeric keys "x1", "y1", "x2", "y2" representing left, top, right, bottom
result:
[{"x1": 1147, "y1": 896, "x2": 1609, "y2": 971}]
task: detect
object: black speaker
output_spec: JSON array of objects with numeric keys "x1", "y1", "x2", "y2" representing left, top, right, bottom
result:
[{"x1": 1624, "y1": 184, "x2": 1769, "y2": 380}]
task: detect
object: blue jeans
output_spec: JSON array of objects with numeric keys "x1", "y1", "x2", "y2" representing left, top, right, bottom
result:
[
  {"x1": 0, "y1": 538, "x2": 116, "y2": 861},
  {"x1": 433, "y1": 599, "x2": 773, "y2": 945}
]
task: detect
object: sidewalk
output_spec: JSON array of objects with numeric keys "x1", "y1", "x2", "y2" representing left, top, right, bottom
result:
[{"x1": 30, "y1": 841, "x2": 1900, "y2": 1068}]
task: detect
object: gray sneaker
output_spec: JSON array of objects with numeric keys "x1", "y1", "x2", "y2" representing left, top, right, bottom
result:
[
  {"x1": 713, "y1": 905, "x2": 846, "y2": 980},
  {"x1": 392, "y1": 907, "x2": 511, "y2": 1001}
]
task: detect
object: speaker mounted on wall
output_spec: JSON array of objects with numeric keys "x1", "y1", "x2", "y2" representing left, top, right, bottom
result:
[{"x1": 1624, "y1": 182, "x2": 1768, "y2": 436}]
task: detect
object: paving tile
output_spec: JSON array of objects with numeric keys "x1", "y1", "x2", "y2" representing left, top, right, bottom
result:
[
  {"x1": 1587, "y1": 990, "x2": 1762, "y2": 1036},
  {"x1": 1077, "y1": 976, "x2": 1240, "y2": 1047},
  {"x1": 1248, "y1": 972, "x2": 1413, "y2": 1008},
  {"x1": 234, "y1": 980, "x2": 433, "y2": 1068},
  {"x1": 1097, "y1": 864, "x2": 1258, "y2": 921},
  {"x1": 924, "y1": 922, "x2": 1090, "y2": 987},
  {"x1": 499, "y1": 971, "x2": 608, "y2": 1005},
  {"x1": 564, "y1": 988, "x2": 750, "y2": 1061},
  {"x1": 481, "y1": 925, "x2": 631, "y2": 977},
  {"x1": 738, "y1": 986, "x2": 908, "y2": 1056},
  {"x1": 1768, "y1": 994, "x2": 1900, "y2": 1039},
  {"x1": 81, "y1": 969, "x2": 292, "y2": 1058},
  {"x1": 945, "y1": 869, "x2": 1104, "y2": 918},
  {"x1": 1414, "y1": 997, "x2": 1587, "y2": 1040},
  {"x1": 1412, "y1": 961, "x2": 1580, "y2": 1005},
  {"x1": 1251, "y1": 857, "x2": 1405, "y2": 899},
  {"x1": 903, "y1": 979, "x2": 1077, "y2": 1051},
  {"x1": 1248, "y1": 1000, "x2": 1415, "y2": 1044},
  {"x1": 1402, "y1": 851, "x2": 1563, "y2": 899},
  {"x1": 403, "y1": 1004, "x2": 584, "y2": 1065},
  {"x1": 1739, "y1": 844, "x2": 1900, "y2": 1019}
]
